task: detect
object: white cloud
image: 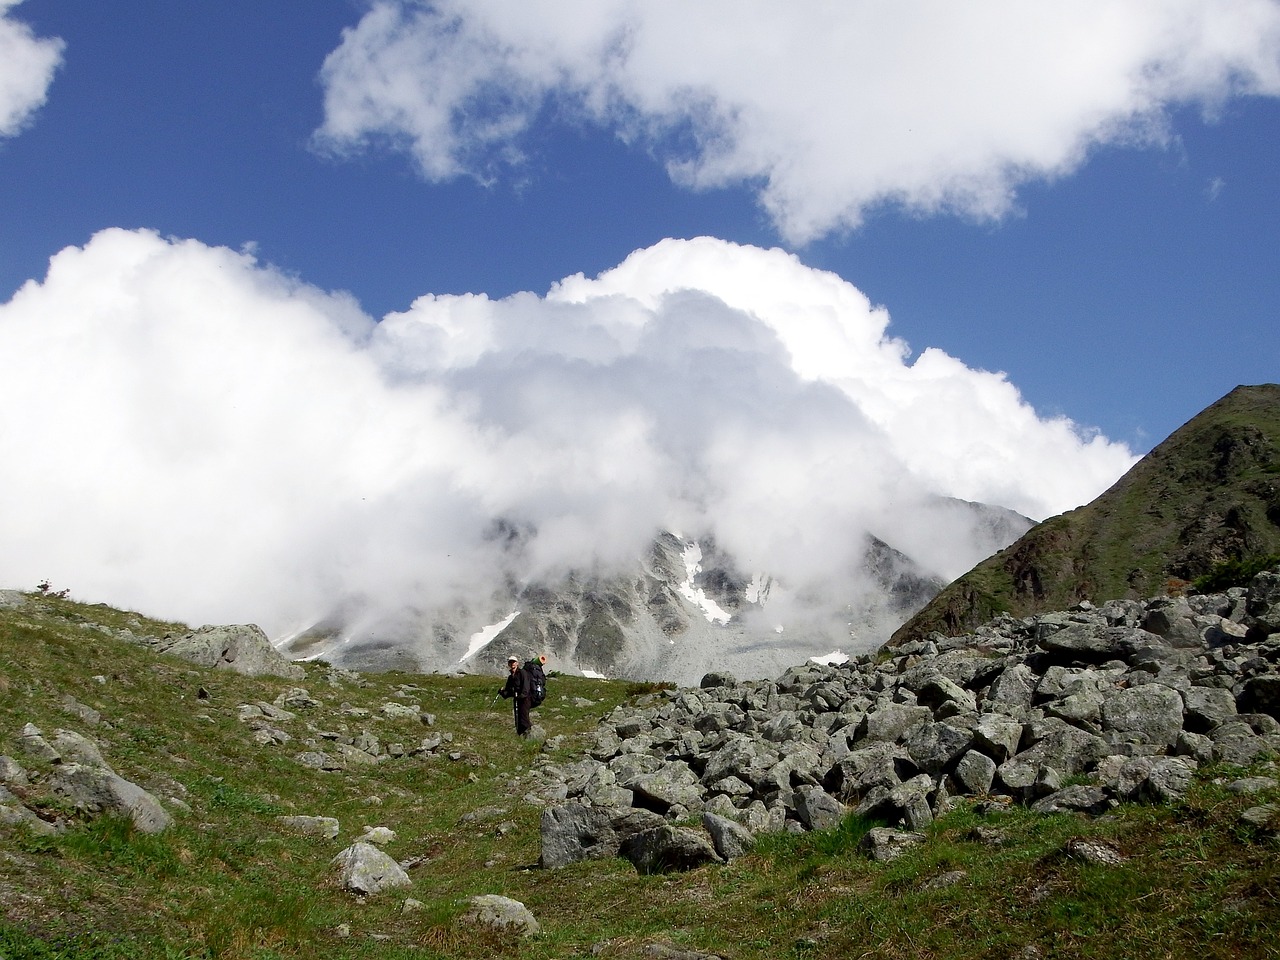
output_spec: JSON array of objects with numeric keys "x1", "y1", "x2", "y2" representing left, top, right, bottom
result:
[
  {"x1": 0, "y1": 229, "x2": 1134, "y2": 640},
  {"x1": 315, "y1": 0, "x2": 1280, "y2": 242},
  {"x1": 0, "y1": 0, "x2": 63, "y2": 138}
]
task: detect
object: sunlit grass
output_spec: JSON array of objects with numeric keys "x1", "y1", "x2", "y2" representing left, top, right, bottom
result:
[{"x1": 3, "y1": 590, "x2": 1280, "y2": 959}]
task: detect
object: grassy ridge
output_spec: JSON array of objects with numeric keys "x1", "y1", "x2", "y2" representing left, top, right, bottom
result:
[
  {"x1": 894, "y1": 384, "x2": 1280, "y2": 645},
  {"x1": 3, "y1": 591, "x2": 1280, "y2": 959}
]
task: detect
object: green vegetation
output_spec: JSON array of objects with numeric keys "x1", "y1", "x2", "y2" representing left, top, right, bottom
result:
[
  {"x1": 3, "y1": 590, "x2": 1280, "y2": 959},
  {"x1": 1193, "y1": 554, "x2": 1280, "y2": 593}
]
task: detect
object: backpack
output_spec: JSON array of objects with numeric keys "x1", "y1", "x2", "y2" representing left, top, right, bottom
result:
[{"x1": 524, "y1": 657, "x2": 547, "y2": 708}]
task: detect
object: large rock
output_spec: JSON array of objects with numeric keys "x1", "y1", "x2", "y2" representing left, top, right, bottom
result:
[
  {"x1": 701, "y1": 812, "x2": 755, "y2": 861},
  {"x1": 331, "y1": 842, "x2": 411, "y2": 895},
  {"x1": 162, "y1": 624, "x2": 304, "y2": 679},
  {"x1": 1099, "y1": 684, "x2": 1185, "y2": 747},
  {"x1": 540, "y1": 803, "x2": 665, "y2": 869},
  {"x1": 47, "y1": 763, "x2": 173, "y2": 834},
  {"x1": 860, "y1": 827, "x2": 926, "y2": 862},
  {"x1": 619, "y1": 825, "x2": 722, "y2": 874}
]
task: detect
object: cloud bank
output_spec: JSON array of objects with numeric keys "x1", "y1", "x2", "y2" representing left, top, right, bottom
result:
[
  {"x1": 0, "y1": 229, "x2": 1134, "y2": 640},
  {"x1": 315, "y1": 0, "x2": 1280, "y2": 242},
  {"x1": 0, "y1": 0, "x2": 63, "y2": 138}
]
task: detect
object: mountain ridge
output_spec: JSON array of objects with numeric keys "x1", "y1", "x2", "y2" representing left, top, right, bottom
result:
[{"x1": 890, "y1": 383, "x2": 1280, "y2": 647}]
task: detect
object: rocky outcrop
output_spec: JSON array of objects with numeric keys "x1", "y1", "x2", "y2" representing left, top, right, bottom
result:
[
  {"x1": 4, "y1": 724, "x2": 173, "y2": 834},
  {"x1": 158, "y1": 624, "x2": 305, "y2": 680},
  {"x1": 530, "y1": 568, "x2": 1280, "y2": 868}
]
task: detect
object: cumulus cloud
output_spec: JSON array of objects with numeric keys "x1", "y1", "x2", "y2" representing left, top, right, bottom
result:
[
  {"x1": 0, "y1": 229, "x2": 1134, "y2": 641},
  {"x1": 314, "y1": 0, "x2": 1280, "y2": 242},
  {"x1": 0, "y1": 0, "x2": 63, "y2": 138}
]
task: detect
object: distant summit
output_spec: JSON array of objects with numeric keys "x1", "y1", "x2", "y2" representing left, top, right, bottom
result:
[
  {"x1": 890, "y1": 384, "x2": 1280, "y2": 647},
  {"x1": 285, "y1": 495, "x2": 1032, "y2": 685}
]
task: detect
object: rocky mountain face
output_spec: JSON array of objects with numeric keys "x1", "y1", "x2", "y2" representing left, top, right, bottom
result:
[
  {"x1": 892, "y1": 384, "x2": 1280, "y2": 648},
  {"x1": 286, "y1": 496, "x2": 1031, "y2": 685},
  {"x1": 525, "y1": 567, "x2": 1280, "y2": 871}
]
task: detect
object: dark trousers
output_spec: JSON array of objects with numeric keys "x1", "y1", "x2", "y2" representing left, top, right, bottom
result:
[{"x1": 513, "y1": 696, "x2": 531, "y2": 735}]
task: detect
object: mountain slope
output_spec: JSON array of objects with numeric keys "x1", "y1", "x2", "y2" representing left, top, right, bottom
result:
[{"x1": 890, "y1": 383, "x2": 1280, "y2": 646}]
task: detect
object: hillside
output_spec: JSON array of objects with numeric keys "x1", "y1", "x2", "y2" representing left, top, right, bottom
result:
[
  {"x1": 3, "y1": 586, "x2": 1280, "y2": 959},
  {"x1": 891, "y1": 384, "x2": 1280, "y2": 647}
]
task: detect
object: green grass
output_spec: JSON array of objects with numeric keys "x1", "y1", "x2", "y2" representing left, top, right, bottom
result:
[{"x1": 3, "y1": 590, "x2": 1280, "y2": 959}]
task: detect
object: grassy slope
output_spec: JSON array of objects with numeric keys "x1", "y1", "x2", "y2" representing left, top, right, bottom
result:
[
  {"x1": 893, "y1": 384, "x2": 1280, "y2": 645},
  {"x1": 1, "y1": 592, "x2": 1278, "y2": 960}
]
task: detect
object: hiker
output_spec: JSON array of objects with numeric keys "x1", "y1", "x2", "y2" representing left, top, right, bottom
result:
[{"x1": 499, "y1": 655, "x2": 533, "y2": 736}]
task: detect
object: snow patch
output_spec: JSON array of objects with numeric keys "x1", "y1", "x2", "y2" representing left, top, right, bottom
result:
[
  {"x1": 677, "y1": 540, "x2": 732, "y2": 625},
  {"x1": 744, "y1": 572, "x2": 772, "y2": 605},
  {"x1": 581, "y1": 668, "x2": 608, "y2": 679},
  {"x1": 460, "y1": 611, "x2": 519, "y2": 662},
  {"x1": 810, "y1": 649, "x2": 849, "y2": 666}
]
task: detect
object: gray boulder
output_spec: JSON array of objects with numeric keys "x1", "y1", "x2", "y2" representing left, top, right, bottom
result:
[
  {"x1": 0, "y1": 755, "x2": 30, "y2": 786},
  {"x1": 860, "y1": 827, "x2": 926, "y2": 863},
  {"x1": 1238, "y1": 675, "x2": 1280, "y2": 720},
  {"x1": 48, "y1": 763, "x2": 173, "y2": 834},
  {"x1": 1099, "y1": 684, "x2": 1185, "y2": 747},
  {"x1": 461, "y1": 895, "x2": 540, "y2": 936},
  {"x1": 16, "y1": 724, "x2": 60, "y2": 764},
  {"x1": 1030, "y1": 786, "x2": 1112, "y2": 815},
  {"x1": 794, "y1": 785, "x2": 847, "y2": 831},
  {"x1": 331, "y1": 842, "x2": 411, "y2": 895},
  {"x1": 701, "y1": 812, "x2": 755, "y2": 861},
  {"x1": 162, "y1": 624, "x2": 304, "y2": 680},
  {"x1": 1246, "y1": 571, "x2": 1280, "y2": 633},
  {"x1": 620, "y1": 825, "x2": 722, "y2": 874},
  {"x1": 540, "y1": 803, "x2": 664, "y2": 869}
]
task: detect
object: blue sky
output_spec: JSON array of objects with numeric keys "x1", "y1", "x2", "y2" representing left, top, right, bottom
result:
[
  {"x1": 4, "y1": 1, "x2": 1276, "y2": 447},
  {"x1": 1, "y1": 0, "x2": 1278, "y2": 633}
]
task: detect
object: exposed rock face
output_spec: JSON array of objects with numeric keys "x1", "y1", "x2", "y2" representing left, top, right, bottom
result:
[
  {"x1": 895, "y1": 384, "x2": 1280, "y2": 646},
  {"x1": 529, "y1": 568, "x2": 1280, "y2": 867}
]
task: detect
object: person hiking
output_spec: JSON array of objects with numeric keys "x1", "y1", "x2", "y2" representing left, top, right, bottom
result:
[{"x1": 499, "y1": 655, "x2": 533, "y2": 736}]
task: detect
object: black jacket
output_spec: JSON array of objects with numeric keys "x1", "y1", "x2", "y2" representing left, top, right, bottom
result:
[{"x1": 501, "y1": 666, "x2": 532, "y2": 700}]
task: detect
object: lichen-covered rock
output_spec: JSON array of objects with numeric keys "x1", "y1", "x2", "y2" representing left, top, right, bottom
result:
[
  {"x1": 701, "y1": 812, "x2": 755, "y2": 861},
  {"x1": 461, "y1": 895, "x2": 540, "y2": 936},
  {"x1": 860, "y1": 827, "x2": 926, "y2": 863}
]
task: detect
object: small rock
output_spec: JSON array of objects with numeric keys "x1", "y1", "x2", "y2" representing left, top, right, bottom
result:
[
  {"x1": 460, "y1": 894, "x2": 540, "y2": 936},
  {"x1": 277, "y1": 815, "x2": 340, "y2": 839},
  {"x1": 1064, "y1": 838, "x2": 1125, "y2": 865},
  {"x1": 357, "y1": 826, "x2": 397, "y2": 845}
]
